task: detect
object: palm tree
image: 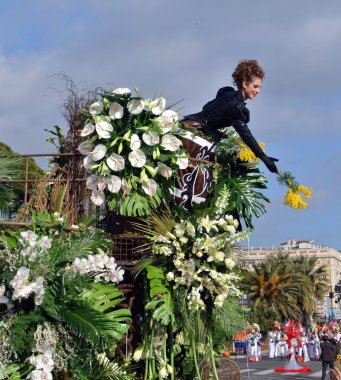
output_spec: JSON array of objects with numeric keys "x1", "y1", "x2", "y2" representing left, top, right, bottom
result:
[
  {"x1": 241, "y1": 254, "x2": 303, "y2": 322},
  {"x1": 0, "y1": 149, "x2": 22, "y2": 217},
  {"x1": 291, "y1": 255, "x2": 328, "y2": 322}
]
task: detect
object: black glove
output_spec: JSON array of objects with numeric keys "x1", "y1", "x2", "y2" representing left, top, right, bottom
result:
[{"x1": 260, "y1": 155, "x2": 279, "y2": 174}]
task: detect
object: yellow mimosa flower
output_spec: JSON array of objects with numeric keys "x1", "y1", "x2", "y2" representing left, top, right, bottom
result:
[
  {"x1": 238, "y1": 141, "x2": 265, "y2": 163},
  {"x1": 284, "y1": 188, "x2": 308, "y2": 210}
]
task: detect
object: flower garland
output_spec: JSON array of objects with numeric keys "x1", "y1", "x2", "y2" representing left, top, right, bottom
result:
[{"x1": 79, "y1": 87, "x2": 189, "y2": 216}]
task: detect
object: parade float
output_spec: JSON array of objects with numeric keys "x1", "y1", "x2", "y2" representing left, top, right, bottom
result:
[{"x1": 0, "y1": 86, "x2": 312, "y2": 379}]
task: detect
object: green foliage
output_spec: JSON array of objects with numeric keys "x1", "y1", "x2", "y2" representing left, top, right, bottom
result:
[
  {"x1": 241, "y1": 252, "x2": 329, "y2": 325},
  {"x1": 214, "y1": 135, "x2": 269, "y2": 229},
  {"x1": 145, "y1": 265, "x2": 174, "y2": 326},
  {"x1": 9, "y1": 311, "x2": 45, "y2": 357},
  {"x1": 0, "y1": 141, "x2": 44, "y2": 215}
]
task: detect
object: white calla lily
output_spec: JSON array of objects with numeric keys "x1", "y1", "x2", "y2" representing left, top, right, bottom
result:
[
  {"x1": 81, "y1": 121, "x2": 95, "y2": 137},
  {"x1": 86, "y1": 174, "x2": 99, "y2": 190},
  {"x1": 107, "y1": 153, "x2": 125, "y2": 171},
  {"x1": 89, "y1": 101, "x2": 103, "y2": 115},
  {"x1": 91, "y1": 190, "x2": 105, "y2": 206},
  {"x1": 83, "y1": 155, "x2": 94, "y2": 170},
  {"x1": 142, "y1": 131, "x2": 160, "y2": 146},
  {"x1": 78, "y1": 141, "x2": 94, "y2": 155},
  {"x1": 176, "y1": 156, "x2": 189, "y2": 169},
  {"x1": 112, "y1": 88, "x2": 131, "y2": 95},
  {"x1": 109, "y1": 102, "x2": 124, "y2": 120},
  {"x1": 150, "y1": 97, "x2": 166, "y2": 115},
  {"x1": 92, "y1": 144, "x2": 107, "y2": 161},
  {"x1": 95, "y1": 120, "x2": 113, "y2": 139},
  {"x1": 97, "y1": 176, "x2": 108, "y2": 192},
  {"x1": 162, "y1": 110, "x2": 178, "y2": 122},
  {"x1": 155, "y1": 116, "x2": 174, "y2": 134},
  {"x1": 128, "y1": 149, "x2": 146, "y2": 168},
  {"x1": 161, "y1": 134, "x2": 182, "y2": 151},
  {"x1": 130, "y1": 133, "x2": 141, "y2": 150},
  {"x1": 121, "y1": 178, "x2": 131, "y2": 194},
  {"x1": 107, "y1": 175, "x2": 122, "y2": 193},
  {"x1": 127, "y1": 99, "x2": 145, "y2": 115},
  {"x1": 157, "y1": 162, "x2": 172, "y2": 179},
  {"x1": 142, "y1": 178, "x2": 158, "y2": 196}
]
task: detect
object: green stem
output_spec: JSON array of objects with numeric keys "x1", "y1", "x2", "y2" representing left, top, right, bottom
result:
[
  {"x1": 209, "y1": 335, "x2": 219, "y2": 380},
  {"x1": 169, "y1": 325, "x2": 175, "y2": 380},
  {"x1": 191, "y1": 338, "x2": 202, "y2": 380}
]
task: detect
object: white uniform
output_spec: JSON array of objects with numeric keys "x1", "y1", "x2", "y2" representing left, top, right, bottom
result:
[
  {"x1": 268, "y1": 331, "x2": 276, "y2": 358},
  {"x1": 301, "y1": 336, "x2": 310, "y2": 362}
]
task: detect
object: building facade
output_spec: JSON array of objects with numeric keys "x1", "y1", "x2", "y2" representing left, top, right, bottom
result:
[{"x1": 241, "y1": 240, "x2": 341, "y2": 321}]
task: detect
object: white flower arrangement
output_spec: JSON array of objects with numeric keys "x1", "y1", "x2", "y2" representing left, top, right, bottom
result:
[
  {"x1": 70, "y1": 253, "x2": 124, "y2": 284},
  {"x1": 147, "y1": 189, "x2": 248, "y2": 312},
  {"x1": 79, "y1": 87, "x2": 189, "y2": 216}
]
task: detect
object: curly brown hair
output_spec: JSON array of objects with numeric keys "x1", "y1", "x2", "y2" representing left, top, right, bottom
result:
[{"x1": 232, "y1": 60, "x2": 265, "y2": 89}]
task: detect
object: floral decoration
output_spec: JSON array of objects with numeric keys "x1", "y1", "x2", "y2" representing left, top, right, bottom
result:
[
  {"x1": 277, "y1": 171, "x2": 312, "y2": 210},
  {"x1": 79, "y1": 87, "x2": 189, "y2": 216}
]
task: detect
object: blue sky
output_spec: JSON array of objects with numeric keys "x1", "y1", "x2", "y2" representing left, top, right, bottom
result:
[{"x1": 0, "y1": 0, "x2": 340, "y2": 249}]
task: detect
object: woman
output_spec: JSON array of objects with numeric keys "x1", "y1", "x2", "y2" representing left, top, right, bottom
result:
[
  {"x1": 174, "y1": 59, "x2": 279, "y2": 209},
  {"x1": 182, "y1": 59, "x2": 279, "y2": 174}
]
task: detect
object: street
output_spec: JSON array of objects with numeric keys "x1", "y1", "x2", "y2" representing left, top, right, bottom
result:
[{"x1": 234, "y1": 356, "x2": 331, "y2": 380}]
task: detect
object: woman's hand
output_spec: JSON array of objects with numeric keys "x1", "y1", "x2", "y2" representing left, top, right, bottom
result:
[{"x1": 331, "y1": 367, "x2": 341, "y2": 380}]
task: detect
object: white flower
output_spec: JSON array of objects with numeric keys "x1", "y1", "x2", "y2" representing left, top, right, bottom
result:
[
  {"x1": 159, "y1": 367, "x2": 168, "y2": 379},
  {"x1": 91, "y1": 190, "x2": 105, "y2": 206},
  {"x1": 12, "y1": 284, "x2": 33, "y2": 300},
  {"x1": 176, "y1": 156, "x2": 188, "y2": 169},
  {"x1": 161, "y1": 134, "x2": 182, "y2": 151},
  {"x1": 20, "y1": 230, "x2": 38, "y2": 247},
  {"x1": 224, "y1": 258, "x2": 236, "y2": 269},
  {"x1": 81, "y1": 121, "x2": 95, "y2": 137},
  {"x1": 95, "y1": 120, "x2": 113, "y2": 139},
  {"x1": 112, "y1": 88, "x2": 131, "y2": 95},
  {"x1": 157, "y1": 162, "x2": 172, "y2": 179},
  {"x1": 141, "y1": 178, "x2": 157, "y2": 196},
  {"x1": 127, "y1": 99, "x2": 145, "y2": 115},
  {"x1": 86, "y1": 174, "x2": 99, "y2": 190},
  {"x1": 162, "y1": 109, "x2": 178, "y2": 122},
  {"x1": 104, "y1": 256, "x2": 117, "y2": 269},
  {"x1": 121, "y1": 178, "x2": 131, "y2": 194},
  {"x1": 28, "y1": 369, "x2": 53, "y2": 380},
  {"x1": 107, "y1": 153, "x2": 125, "y2": 171},
  {"x1": 133, "y1": 347, "x2": 143, "y2": 362},
  {"x1": 150, "y1": 97, "x2": 166, "y2": 115},
  {"x1": 226, "y1": 225, "x2": 236, "y2": 235},
  {"x1": 83, "y1": 154, "x2": 94, "y2": 170},
  {"x1": 109, "y1": 102, "x2": 124, "y2": 120},
  {"x1": 38, "y1": 236, "x2": 52, "y2": 251},
  {"x1": 78, "y1": 141, "x2": 93, "y2": 155},
  {"x1": 142, "y1": 131, "x2": 160, "y2": 146},
  {"x1": 107, "y1": 175, "x2": 121, "y2": 193},
  {"x1": 166, "y1": 272, "x2": 174, "y2": 281},
  {"x1": 89, "y1": 101, "x2": 103, "y2": 116},
  {"x1": 130, "y1": 133, "x2": 141, "y2": 150},
  {"x1": 128, "y1": 149, "x2": 146, "y2": 168},
  {"x1": 155, "y1": 115, "x2": 174, "y2": 134},
  {"x1": 34, "y1": 351, "x2": 54, "y2": 371},
  {"x1": 0, "y1": 285, "x2": 8, "y2": 304},
  {"x1": 92, "y1": 144, "x2": 107, "y2": 161},
  {"x1": 97, "y1": 176, "x2": 108, "y2": 192}
]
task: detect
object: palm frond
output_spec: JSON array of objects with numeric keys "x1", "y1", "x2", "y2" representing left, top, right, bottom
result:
[
  {"x1": 92, "y1": 353, "x2": 135, "y2": 380},
  {"x1": 60, "y1": 301, "x2": 126, "y2": 345},
  {"x1": 81, "y1": 283, "x2": 131, "y2": 323}
]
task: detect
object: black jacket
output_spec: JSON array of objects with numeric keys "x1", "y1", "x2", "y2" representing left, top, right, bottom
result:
[
  {"x1": 320, "y1": 340, "x2": 335, "y2": 362},
  {"x1": 184, "y1": 87, "x2": 278, "y2": 173}
]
